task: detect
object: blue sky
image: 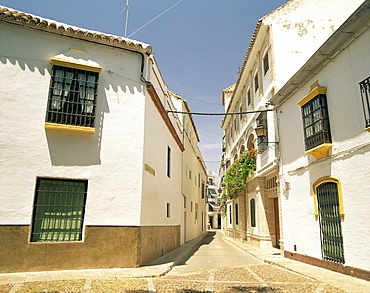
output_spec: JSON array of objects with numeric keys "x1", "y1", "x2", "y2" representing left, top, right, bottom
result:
[{"x1": 1, "y1": 0, "x2": 288, "y2": 172}]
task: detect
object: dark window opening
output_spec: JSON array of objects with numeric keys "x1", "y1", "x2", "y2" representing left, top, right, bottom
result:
[
  {"x1": 263, "y1": 52, "x2": 269, "y2": 75},
  {"x1": 46, "y1": 65, "x2": 98, "y2": 128},
  {"x1": 301, "y1": 94, "x2": 331, "y2": 150},
  {"x1": 31, "y1": 178, "x2": 87, "y2": 242},
  {"x1": 250, "y1": 198, "x2": 256, "y2": 227}
]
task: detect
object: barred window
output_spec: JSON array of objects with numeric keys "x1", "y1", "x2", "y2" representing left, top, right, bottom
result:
[
  {"x1": 359, "y1": 76, "x2": 370, "y2": 129},
  {"x1": 46, "y1": 65, "x2": 99, "y2": 128},
  {"x1": 31, "y1": 178, "x2": 87, "y2": 242},
  {"x1": 301, "y1": 94, "x2": 331, "y2": 150}
]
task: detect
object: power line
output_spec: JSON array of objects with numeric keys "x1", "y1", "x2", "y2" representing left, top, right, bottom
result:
[
  {"x1": 129, "y1": 0, "x2": 184, "y2": 37},
  {"x1": 166, "y1": 109, "x2": 274, "y2": 116}
]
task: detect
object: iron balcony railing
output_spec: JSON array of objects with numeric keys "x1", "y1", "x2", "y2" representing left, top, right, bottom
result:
[{"x1": 359, "y1": 76, "x2": 370, "y2": 129}]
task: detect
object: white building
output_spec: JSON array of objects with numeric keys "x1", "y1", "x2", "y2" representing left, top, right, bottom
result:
[
  {"x1": 220, "y1": 0, "x2": 364, "y2": 249},
  {"x1": 169, "y1": 91, "x2": 208, "y2": 242},
  {"x1": 270, "y1": 1, "x2": 370, "y2": 279},
  {"x1": 0, "y1": 6, "x2": 205, "y2": 273},
  {"x1": 206, "y1": 171, "x2": 222, "y2": 229}
]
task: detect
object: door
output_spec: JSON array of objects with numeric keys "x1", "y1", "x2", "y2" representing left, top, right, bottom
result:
[
  {"x1": 274, "y1": 197, "x2": 280, "y2": 248},
  {"x1": 316, "y1": 181, "x2": 345, "y2": 263}
]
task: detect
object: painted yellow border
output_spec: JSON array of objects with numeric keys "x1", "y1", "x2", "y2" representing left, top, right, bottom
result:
[
  {"x1": 297, "y1": 86, "x2": 327, "y2": 107},
  {"x1": 305, "y1": 143, "x2": 332, "y2": 160},
  {"x1": 50, "y1": 58, "x2": 102, "y2": 73},
  {"x1": 45, "y1": 122, "x2": 95, "y2": 134},
  {"x1": 313, "y1": 176, "x2": 345, "y2": 220}
]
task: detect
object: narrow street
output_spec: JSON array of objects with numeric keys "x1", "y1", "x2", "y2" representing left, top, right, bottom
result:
[
  {"x1": 1, "y1": 231, "x2": 369, "y2": 292},
  {"x1": 154, "y1": 231, "x2": 344, "y2": 292},
  {"x1": 169, "y1": 231, "x2": 263, "y2": 274}
]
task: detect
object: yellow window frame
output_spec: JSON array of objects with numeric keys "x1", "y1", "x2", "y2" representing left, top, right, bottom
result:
[{"x1": 313, "y1": 176, "x2": 345, "y2": 220}]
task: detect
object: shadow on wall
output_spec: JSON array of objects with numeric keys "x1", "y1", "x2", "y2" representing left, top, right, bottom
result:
[{"x1": 1, "y1": 53, "x2": 144, "y2": 166}]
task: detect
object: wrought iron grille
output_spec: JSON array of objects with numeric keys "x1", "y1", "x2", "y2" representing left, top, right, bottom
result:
[
  {"x1": 31, "y1": 178, "x2": 87, "y2": 242},
  {"x1": 46, "y1": 65, "x2": 98, "y2": 128},
  {"x1": 302, "y1": 94, "x2": 331, "y2": 151},
  {"x1": 316, "y1": 182, "x2": 345, "y2": 264},
  {"x1": 359, "y1": 76, "x2": 370, "y2": 128}
]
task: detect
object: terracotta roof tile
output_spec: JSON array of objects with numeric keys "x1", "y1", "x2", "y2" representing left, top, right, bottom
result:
[{"x1": 0, "y1": 6, "x2": 152, "y2": 53}]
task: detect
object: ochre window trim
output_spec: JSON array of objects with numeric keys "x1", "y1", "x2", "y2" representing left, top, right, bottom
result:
[
  {"x1": 45, "y1": 50, "x2": 101, "y2": 134},
  {"x1": 44, "y1": 122, "x2": 95, "y2": 133},
  {"x1": 313, "y1": 176, "x2": 345, "y2": 220},
  {"x1": 305, "y1": 143, "x2": 332, "y2": 160},
  {"x1": 297, "y1": 81, "x2": 327, "y2": 107},
  {"x1": 298, "y1": 81, "x2": 332, "y2": 159},
  {"x1": 50, "y1": 58, "x2": 102, "y2": 73}
]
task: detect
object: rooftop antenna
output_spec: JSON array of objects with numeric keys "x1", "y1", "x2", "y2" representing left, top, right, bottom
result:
[{"x1": 120, "y1": 0, "x2": 129, "y2": 38}]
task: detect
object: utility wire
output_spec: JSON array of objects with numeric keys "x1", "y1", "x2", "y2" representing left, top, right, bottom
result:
[
  {"x1": 128, "y1": 0, "x2": 184, "y2": 37},
  {"x1": 166, "y1": 109, "x2": 274, "y2": 116}
]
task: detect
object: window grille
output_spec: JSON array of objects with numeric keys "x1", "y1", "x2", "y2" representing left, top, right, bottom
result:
[
  {"x1": 46, "y1": 65, "x2": 98, "y2": 128},
  {"x1": 301, "y1": 94, "x2": 331, "y2": 150},
  {"x1": 250, "y1": 198, "x2": 256, "y2": 227},
  {"x1": 266, "y1": 177, "x2": 277, "y2": 190},
  {"x1": 316, "y1": 182, "x2": 345, "y2": 264},
  {"x1": 235, "y1": 203, "x2": 239, "y2": 225},
  {"x1": 31, "y1": 178, "x2": 87, "y2": 242},
  {"x1": 359, "y1": 76, "x2": 370, "y2": 129}
]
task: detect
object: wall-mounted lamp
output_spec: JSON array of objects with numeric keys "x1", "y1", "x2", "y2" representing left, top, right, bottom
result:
[
  {"x1": 254, "y1": 124, "x2": 279, "y2": 143},
  {"x1": 254, "y1": 124, "x2": 267, "y2": 137}
]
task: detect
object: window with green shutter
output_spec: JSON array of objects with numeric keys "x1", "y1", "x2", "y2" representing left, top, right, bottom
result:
[{"x1": 31, "y1": 178, "x2": 87, "y2": 242}]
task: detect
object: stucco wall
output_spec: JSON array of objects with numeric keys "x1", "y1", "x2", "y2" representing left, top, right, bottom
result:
[
  {"x1": 265, "y1": 0, "x2": 364, "y2": 90},
  {"x1": 0, "y1": 22, "x2": 148, "y2": 227},
  {"x1": 278, "y1": 23, "x2": 370, "y2": 271}
]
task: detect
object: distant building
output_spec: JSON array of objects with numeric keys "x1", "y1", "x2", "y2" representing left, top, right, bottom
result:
[
  {"x1": 206, "y1": 171, "x2": 221, "y2": 229},
  {"x1": 270, "y1": 2, "x2": 370, "y2": 279},
  {"x1": 0, "y1": 6, "x2": 206, "y2": 273},
  {"x1": 169, "y1": 91, "x2": 208, "y2": 242},
  {"x1": 220, "y1": 0, "x2": 364, "y2": 249}
]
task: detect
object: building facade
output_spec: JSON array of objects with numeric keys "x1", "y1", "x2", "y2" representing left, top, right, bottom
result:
[
  {"x1": 206, "y1": 171, "x2": 222, "y2": 229},
  {"x1": 220, "y1": 0, "x2": 364, "y2": 250},
  {"x1": 270, "y1": 1, "x2": 370, "y2": 279},
  {"x1": 0, "y1": 6, "x2": 205, "y2": 273},
  {"x1": 169, "y1": 91, "x2": 208, "y2": 243}
]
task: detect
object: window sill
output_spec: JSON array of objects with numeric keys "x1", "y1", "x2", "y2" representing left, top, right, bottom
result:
[
  {"x1": 305, "y1": 143, "x2": 332, "y2": 160},
  {"x1": 45, "y1": 122, "x2": 95, "y2": 134}
]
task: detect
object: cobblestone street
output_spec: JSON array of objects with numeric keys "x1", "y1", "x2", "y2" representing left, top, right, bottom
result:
[
  {"x1": 0, "y1": 264, "x2": 347, "y2": 292},
  {"x1": 2, "y1": 232, "x2": 368, "y2": 292}
]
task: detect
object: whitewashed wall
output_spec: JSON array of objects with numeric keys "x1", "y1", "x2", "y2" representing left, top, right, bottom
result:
[
  {"x1": 277, "y1": 23, "x2": 370, "y2": 271},
  {"x1": 265, "y1": 0, "x2": 364, "y2": 90},
  {"x1": 140, "y1": 69, "x2": 183, "y2": 227},
  {"x1": 0, "y1": 22, "x2": 149, "y2": 226}
]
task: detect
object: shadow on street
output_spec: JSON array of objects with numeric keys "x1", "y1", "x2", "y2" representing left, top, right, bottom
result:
[{"x1": 176, "y1": 232, "x2": 216, "y2": 266}]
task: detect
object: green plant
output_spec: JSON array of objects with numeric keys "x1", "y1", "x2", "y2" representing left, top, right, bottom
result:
[{"x1": 221, "y1": 148, "x2": 256, "y2": 215}]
